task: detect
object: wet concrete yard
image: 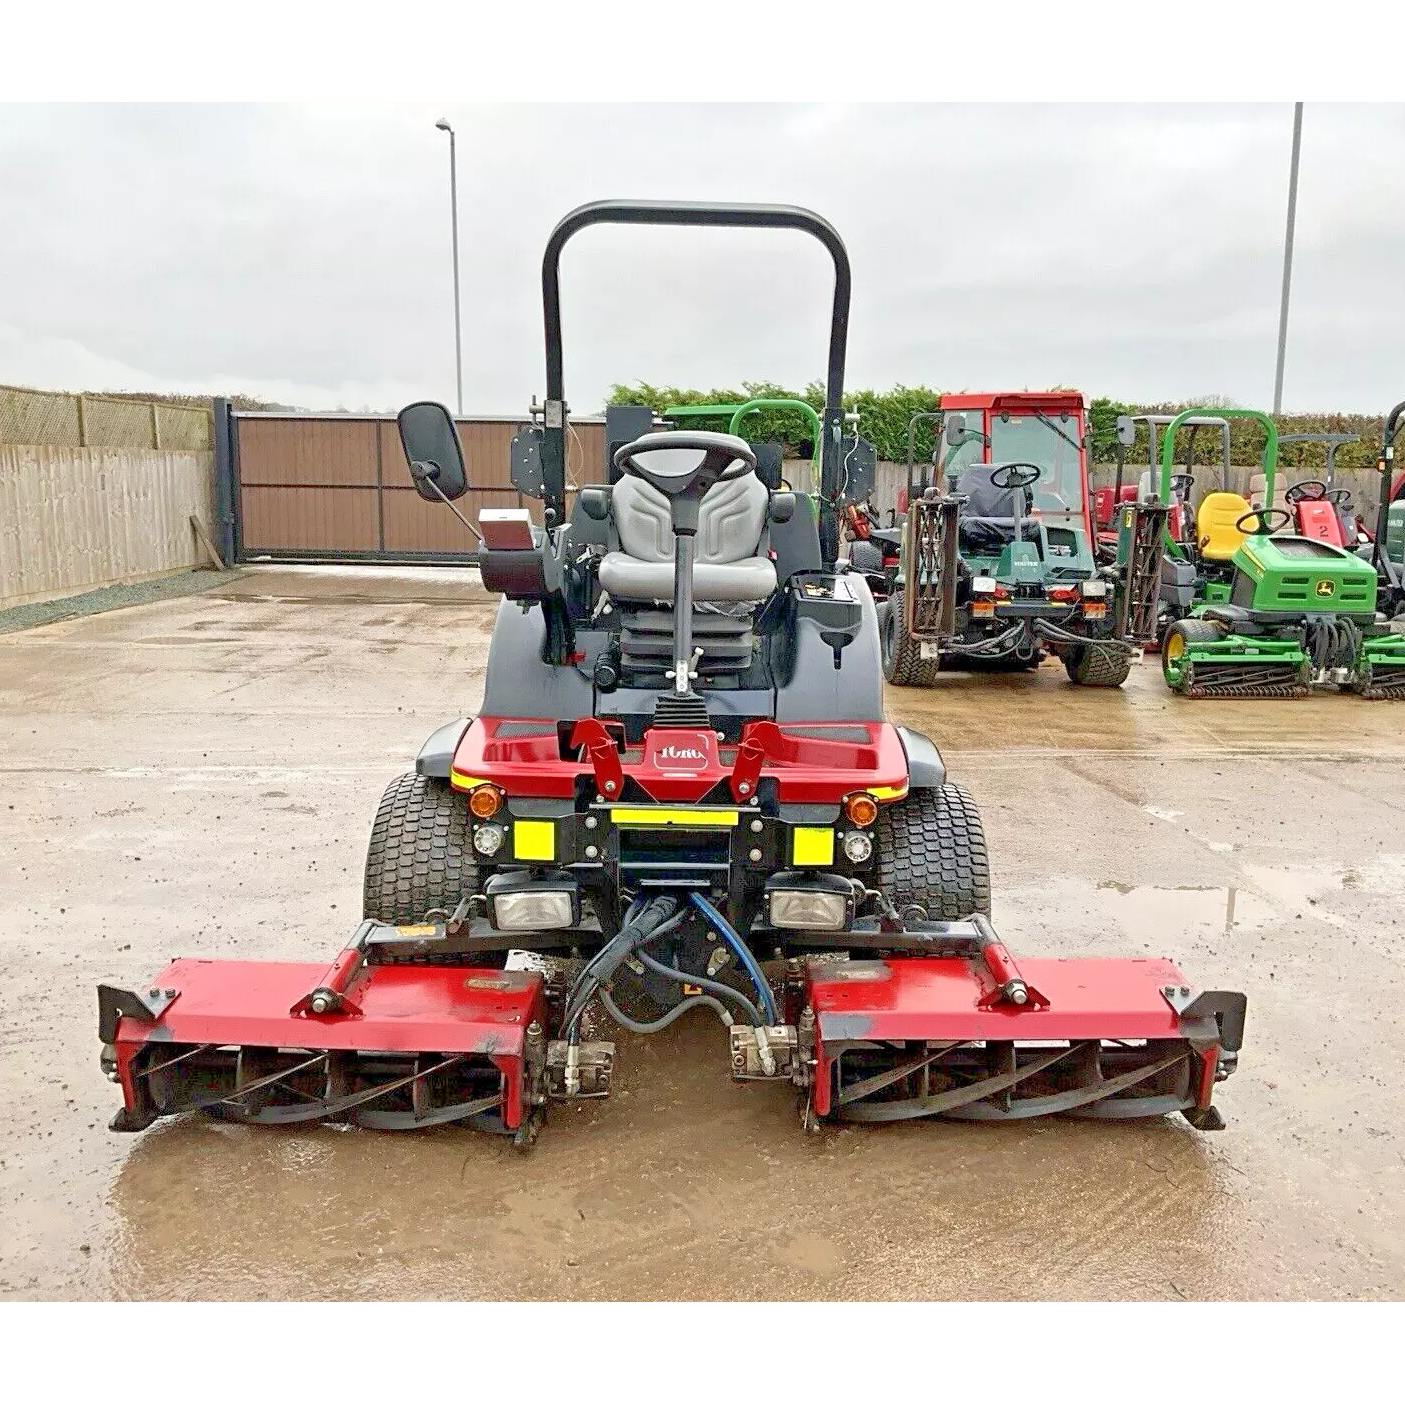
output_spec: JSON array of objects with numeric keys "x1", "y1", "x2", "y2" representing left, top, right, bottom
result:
[{"x1": 2, "y1": 567, "x2": 1402, "y2": 1299}]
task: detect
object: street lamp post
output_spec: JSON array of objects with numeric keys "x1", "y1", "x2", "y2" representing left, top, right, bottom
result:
[
  {"x1": 435, "y1": 117, "x2": 464, "y2": 417},
  {"x1": 1272, "y1": 102, "x2": 1304, "y2": 416}
]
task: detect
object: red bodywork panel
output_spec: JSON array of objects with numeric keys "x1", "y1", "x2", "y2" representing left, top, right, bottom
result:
[
  {"x1": 1295, "y1": 500, "x2": 1347, "y2": 547},
  {"x1": 451, "y1": 717, "x2": 911, "y2": 805},
  {"x1": 804, "y1": 955, "x2": 1211, "y2": 1117},
  {"x1": 111, "y1": 958, "x2": 545, "y2": 1128}
]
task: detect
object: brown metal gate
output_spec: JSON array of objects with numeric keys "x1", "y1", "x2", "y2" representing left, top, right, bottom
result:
[{"x1": 225, "y1": 411, "x2": 606, "y2": 564}]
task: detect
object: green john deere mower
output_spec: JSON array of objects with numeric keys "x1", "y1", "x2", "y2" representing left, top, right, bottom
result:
[{"x1": 1160, "y1": 412, "x2": 1405, "y2": 698}]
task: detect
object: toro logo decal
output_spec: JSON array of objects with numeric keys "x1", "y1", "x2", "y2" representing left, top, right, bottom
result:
[
  {"x1": 1316, "y1": 579, "x2": 1336, "y2": 598},
  {"x1": 659, "y1": 746, "x2": 706, "y2": 763}
]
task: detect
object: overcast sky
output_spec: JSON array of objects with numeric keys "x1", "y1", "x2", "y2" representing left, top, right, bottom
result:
[{"x1": 1, "y1": 103, "x2": 1401, "y2": 416}]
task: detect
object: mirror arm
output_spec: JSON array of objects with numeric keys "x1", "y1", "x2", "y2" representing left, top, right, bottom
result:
[{"x1": 423, "y1": 476, "x2": 483, "y2": 544}]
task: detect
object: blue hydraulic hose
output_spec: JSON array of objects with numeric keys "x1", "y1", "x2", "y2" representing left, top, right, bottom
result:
[{"x1": 687, "y1": 892, "x2": 778, "y2": 1023}]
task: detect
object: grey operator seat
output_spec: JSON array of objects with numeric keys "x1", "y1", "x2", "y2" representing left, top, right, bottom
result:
[{"x1": 597, "y1": 434, "x2": 778, "y2": 603}]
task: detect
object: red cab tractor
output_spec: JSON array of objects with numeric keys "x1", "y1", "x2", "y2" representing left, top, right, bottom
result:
[
  {"x1": 97, "y1": 202, "x2": 1243, "y2": 1141},
  {"x1": 881, "y1": 391, "x2": 1165, "y2": 686}
]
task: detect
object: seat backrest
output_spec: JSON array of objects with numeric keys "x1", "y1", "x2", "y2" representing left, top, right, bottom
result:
[
  {"x1": 611, "y1": 472, "x2": 769, "y2": 564},
  {"x1": 1197, "y1": 491, "x2": 1253, "y2": 560},
  {"x1": 1296, "y1": 500, "x2": 1346, "y2": 548},
  {"x1": 956, "y1": 464, "x2": 1020, "y2": 519}
]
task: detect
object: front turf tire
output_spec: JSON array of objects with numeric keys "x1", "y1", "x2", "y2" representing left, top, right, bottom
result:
[
  {"x1": 876, "y1": 782, "x2": 990, "y2": 920},
  {"x1": 363, "y1": 772, "x2": 480, "y2": 925},
  {"x1": 1161, "y1": 618, "x2": 1223, "y2": 692},
  {"x1": 881, "y1": 590, "x2": 940, "y2": 687}
]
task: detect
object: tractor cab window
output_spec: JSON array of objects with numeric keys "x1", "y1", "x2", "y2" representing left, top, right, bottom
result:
[
  {"x1": 988, "y1": 412, "x2": 1086, "y2": 534},
  {"x1": 940, "y1": 419, "x2": 986, "y2": 487}
]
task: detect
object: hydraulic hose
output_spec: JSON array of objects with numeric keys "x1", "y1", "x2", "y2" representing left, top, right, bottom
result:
[
  {"x1": 636, "y1": 946, "x2": 765, "y2": 1025},
  {"x1": 562, "y1": 896, "x2": 684, "y2": 1039},
  {"x1": 687, "y1": 892, "x2": 778, "y2": 1023},
  {"x1": 599, "y1": 988, "x2": 734, "y2": 1033}
]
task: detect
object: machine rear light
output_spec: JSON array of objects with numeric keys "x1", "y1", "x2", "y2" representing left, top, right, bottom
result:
[
  {"x1": 844, "y1": 793, "x2": 879, "y2": 828},
  {"x1": 842, "y1": 831, "x2": 873, "y2": 863},
  {"x1": 472, "y1": 824, "x2": 506, "y2": 857},
  {"x1": 492, "y1": 891, "x2": 574, "y2": 931},
  {"x1": 1050, "y1": 586, "x2": 1079, "y2": 604},
  {"x1": 768, "y1": 889, "x2": 849, "y2": 931},
  {"x1": 469, "y1": 785, "x2": 504, "y2": 819}
]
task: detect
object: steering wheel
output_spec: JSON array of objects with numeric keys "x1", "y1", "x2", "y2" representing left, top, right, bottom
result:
[
  {"x1": 1236, "y1": 507, "x2": 1293, "y2": 536},
  {"x1": 615, "y1": 430, "x2": 756, "y2": 493},
  {"x1": 1285, "y1": 479, "x2": 1327, "y2": 504},
  {"x1": 990, "y1": 462, "x2": 1042, "y2": 491},
  {"x1": 1326, "y1": 488, "x2": 1351, "y2": 508},
  {"x1": 1168, "y1": 473, "x2": 1195, "y2": 499}
]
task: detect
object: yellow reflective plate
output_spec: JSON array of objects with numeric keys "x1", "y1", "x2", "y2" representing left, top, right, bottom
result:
[
  {"x1": 513, "y1": 819, "x2": 556, "y2": 861},
  {"x1": 608, "y1": 808, "x2": 740, "y2": 828},
  {"x1": 792, "y1": 827, "x2": 835, "y2": 866}
]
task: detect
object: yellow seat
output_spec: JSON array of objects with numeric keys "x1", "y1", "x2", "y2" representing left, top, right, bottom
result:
[{"x1": 1196, "y1": 491, "x2": 1253, "y2": 560}]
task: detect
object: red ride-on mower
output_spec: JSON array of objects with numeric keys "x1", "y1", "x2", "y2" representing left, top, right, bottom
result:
[
  {"x1": 97, "y1": 201, "x2": 1245, "y2": 1140},
  {"x1": 1279, "y1": 432, "x2": 1362, "y2": 549}
]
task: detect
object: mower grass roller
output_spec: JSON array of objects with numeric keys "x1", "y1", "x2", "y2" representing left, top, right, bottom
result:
[
  {"x1": 1158, "y1": 409, "x2": 1405, "y2": 698},
  {"x1": 97, "y1": 200, "x2": 1244, "y2": 1142},
  {"x1": 880, "y1": 392, "x2": 1166, "y2": 688}
]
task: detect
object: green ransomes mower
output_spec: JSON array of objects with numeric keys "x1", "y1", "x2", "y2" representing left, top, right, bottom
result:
[
  {"x1": 882, "y1": 392, "x2": 1165, "y2": 688},
  {"x1": 95, "y1": 201, "x2": 1246, "y2": 1140},
  {"x1": 1161, "y1": 507, "x2": 1405, "y2": 699}
]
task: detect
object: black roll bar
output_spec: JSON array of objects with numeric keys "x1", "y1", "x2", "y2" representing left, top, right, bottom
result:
[{"x1": 539, "y1": 200, "x2": 852, "y2": 558}]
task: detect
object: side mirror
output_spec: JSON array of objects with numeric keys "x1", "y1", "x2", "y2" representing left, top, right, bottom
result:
[
  {"x1": 944, "y1": 413, "x2": 968, "y2": 446},
  {"x1": 1116, "y1": 415, "x2": 1136, "y2": 448},
  {"x1": 397, "y1": 400, "x2": 468, "y2": 502}
]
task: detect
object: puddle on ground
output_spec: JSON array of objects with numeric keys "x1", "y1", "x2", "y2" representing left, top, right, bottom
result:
[{"x1": 1093, "y1": 880, "x2": 1276, "y2": 934}]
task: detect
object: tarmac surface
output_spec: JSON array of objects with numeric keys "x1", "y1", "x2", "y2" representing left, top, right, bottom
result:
[{"x1": 1, "y1": 565, "x2": 1402, "y2": 1300}]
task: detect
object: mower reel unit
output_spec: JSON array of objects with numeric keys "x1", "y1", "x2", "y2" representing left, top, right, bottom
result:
[
  {"x1": 881, "y1": 393, "x2": 1162, "y2": 688},
  {"x1": 97, "y1": 201, "x2": 1245, "y2": 1140},
  {"x1": 1159, "y1": 410, "x2": 1405, "y2": 698}
]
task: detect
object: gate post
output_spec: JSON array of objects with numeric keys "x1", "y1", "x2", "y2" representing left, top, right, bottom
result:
[{"x1": 212, "y1": 398, "x2": 239, "y2": 566}]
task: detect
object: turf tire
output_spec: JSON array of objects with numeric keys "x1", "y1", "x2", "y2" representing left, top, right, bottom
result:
[
  {"x1": 848, "y1": 538, "x2": 885, "y2": 576},
  {"x1": 881, "y1": 590, "x2": 940, "y2": 687},
  {"x1": 363, "y1": 772, "x2": 481, "y2": 926},
  {"x1": 876, "y1": 782, "x2": 990, "y2": 920},
  {"x1": 1063, "y1": 643, "x2": 1134, "y2": 687},
  {"x1": 1161, "y1": 618, "x2": 1224, "y2": 689}
]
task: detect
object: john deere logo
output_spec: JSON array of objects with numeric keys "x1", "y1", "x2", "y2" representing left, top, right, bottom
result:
[{"x1": 1316, "y1": 579, "x2": 1336, "y2": 598}]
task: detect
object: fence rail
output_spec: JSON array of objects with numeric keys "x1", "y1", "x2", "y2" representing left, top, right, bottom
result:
[{"x1": 0, "y1": 384, "x2": 212, "y2": 452}]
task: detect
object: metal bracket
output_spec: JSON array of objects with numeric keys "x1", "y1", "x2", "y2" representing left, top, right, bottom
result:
[
  {"x1": 1162, "y1": 985, "x2": 1247, "y2": 1052},
  {"x1": 510, "y1": 427, "x2": 545, "y2": 497},
  {"x1": 98, "y1": 984, "x2": 176, "y2": 1044},
  {"x1": 570, "y1": 716, "x2": 626, "y2": 799}
]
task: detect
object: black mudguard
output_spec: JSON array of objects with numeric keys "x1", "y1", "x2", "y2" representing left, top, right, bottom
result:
[{"x1": 895, "y1": 725, "x2": 946, "y2": 789}]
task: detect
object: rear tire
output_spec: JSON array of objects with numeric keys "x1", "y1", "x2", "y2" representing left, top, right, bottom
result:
[
  {"x1": 876, "y1": 782, "x2": 990, "y2": 920},
  {"x1": 881, "y1": 590, "x2": 940, "y2": 687},
  {"x1": 1063, "y1": 643, "x2": 1133, "y2": 688},
  {"x1": 363, "y1": 772, "x2": 481, "y2": 925}
]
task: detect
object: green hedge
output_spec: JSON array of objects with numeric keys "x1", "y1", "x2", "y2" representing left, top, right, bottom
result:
[{"x1": 611, "y1": 381, "x2": 1393, "y2": 475}]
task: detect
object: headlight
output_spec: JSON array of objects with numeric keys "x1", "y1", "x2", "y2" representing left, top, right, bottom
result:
[
  {"x1": 473, "y1": 824, "x2": 505, "y2": 856},
  {"x1": 491, "y1": 890, "x2": 575, "y2": 931},
  {"x1": 842, "y1": 831, "x2": 873, "y2": 864},
  {"x1": 1080, "y1": 579, "x2": 1109, "y2": 598},
  {"x1": 768, "y1": 888, "x2": 849, "y2": 931},
  {"x1": 972, "y1": 576, "x2": 997, "y2": 595}
]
